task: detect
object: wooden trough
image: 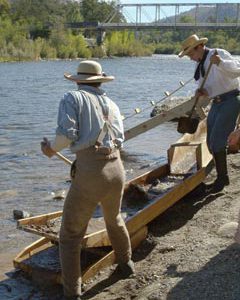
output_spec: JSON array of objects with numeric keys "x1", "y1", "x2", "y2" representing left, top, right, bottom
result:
[{"x1": 14, "y1": 119, "x2": 213, "y2": 284}]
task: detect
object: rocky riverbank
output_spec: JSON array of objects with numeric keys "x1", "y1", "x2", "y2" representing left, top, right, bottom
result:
[{"x1": 1, "y1": 152, "x2": 240, "y2": 300}]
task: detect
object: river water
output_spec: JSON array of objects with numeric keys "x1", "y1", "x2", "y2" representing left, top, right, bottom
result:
[{"x1": 0, "y1": 55, "x2": 199, "y2": 268}]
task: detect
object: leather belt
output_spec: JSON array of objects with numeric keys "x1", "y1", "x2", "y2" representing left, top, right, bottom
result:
[
  {"x1": 94, "y1": 145, "x2": 117, "y2": 155},
  {"x1": 213, "y1": 89, "x2": 240, "y2": 104}
]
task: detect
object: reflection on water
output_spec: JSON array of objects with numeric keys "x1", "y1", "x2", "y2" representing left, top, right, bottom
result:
[{"x1": 0, "y1": 55, "x2": 200, "y2": 258}]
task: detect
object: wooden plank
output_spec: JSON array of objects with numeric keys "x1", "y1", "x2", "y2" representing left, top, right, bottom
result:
[
  {"x1": 18, "y1": 221, "x2": 110, "y2": 248},
  {"x1": 125, "y1": 163, "x2": 170, "y2": 186},
  {"x1": 124, "y1": 97, "x2": 210, "y2": 141},
  {"x1": 168, "y1": 143, "x2": 201, "y2": 174},
  {"x1": 82, "y1": 225, "x2": 148, "y2": 282},
  {"x1": 13, "y1": 115, "x2": 215, "y2": 286},
  {"x1": 16, "y1": 120, "x2": 211, "y2": 248},
  {"x1": 17, "y1": 211, "x2": 63, "y2": 227},
  {"x1": 125, "y1": 166, "x2": 209, "y2": 236},
  {"x1": 17, "y1": 163, "x2": 170, "y2": 243},
  {"x1": 196, "y1": 144, "x2": 202, "y2": 170},
  {"x1": 14, "y1": 226, "x2": 148, "y2": 285},
  {"x1": 168, "y1": 119, "x2": 212, "y2": 173},
  {"x1": 13, "y1": 237, "x2": 52, "y2": 272},
  {"x1": 82, "y1": 229, "x2": 110, "y2": 248}
]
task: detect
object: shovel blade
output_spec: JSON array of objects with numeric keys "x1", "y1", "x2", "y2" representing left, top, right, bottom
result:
[{"x1": 177, "y1": 116, "x2": 200, "y2": 134}]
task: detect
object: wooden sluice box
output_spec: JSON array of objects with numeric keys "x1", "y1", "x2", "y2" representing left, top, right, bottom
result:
[{"x1": 14, "y1": 119, "x2": 213, "y2": 284}]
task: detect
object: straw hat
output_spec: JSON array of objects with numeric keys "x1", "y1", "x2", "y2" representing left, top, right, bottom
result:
[
  {"x1": 178, "y1": 34, "x2": 208, "y2": 58},
  {"x1": 64, "y1": 60, "x2": 114, "y2": 83}
]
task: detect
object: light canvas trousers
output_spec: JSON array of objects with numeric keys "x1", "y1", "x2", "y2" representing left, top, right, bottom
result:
[{"x1": 59, "y1": 147, "x2": 132, "y2": 297}]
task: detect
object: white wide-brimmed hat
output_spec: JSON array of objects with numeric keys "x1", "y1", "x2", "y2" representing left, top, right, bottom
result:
[
  {"x1": 64, "y1": 60, "x2": 114, "y2": 83},
  {"x1": 178, "y1": 34, "x2": 208, "y2": 58}
]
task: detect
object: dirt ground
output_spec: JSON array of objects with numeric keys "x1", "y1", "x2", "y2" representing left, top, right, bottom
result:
[{"x1": 1, "y1": 153, "x2": 240, "y2": 300}]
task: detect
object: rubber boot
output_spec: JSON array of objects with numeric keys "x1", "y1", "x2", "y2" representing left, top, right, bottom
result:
[{"x1": 208, "y1": 150, "x2": 229, "y2": 193}]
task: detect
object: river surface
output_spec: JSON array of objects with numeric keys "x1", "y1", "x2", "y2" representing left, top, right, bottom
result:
[{"x1": 0, "y1": 55, "x2": 201, "y2": 270}]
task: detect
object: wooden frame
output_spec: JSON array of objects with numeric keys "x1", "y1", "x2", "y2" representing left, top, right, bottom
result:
[
  {"x1": 14, "y1": 119, "x2": 213, "y2": 284},
  {"x1": 14, "y1": 226, "x2": 148, "y2": 284}
]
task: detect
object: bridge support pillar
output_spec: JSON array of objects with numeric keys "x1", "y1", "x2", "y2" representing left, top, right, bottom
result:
[{"x1": 96, "y1": 29, "x2": 106, "y2": 46}]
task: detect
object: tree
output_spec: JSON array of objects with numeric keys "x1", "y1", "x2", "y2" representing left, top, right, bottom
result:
[
  {"x1": 10, "y1": 0, "x2": 79, "y2": 39},
  {"x1": 179, "y1": 15, "x2": 195, "y2": 23},
  {"x1": 80, "y1": 0, "x2": 125, "y2": 23},
  {"x1": 0, "y1": 0, "x2": 10, "y2": 17},
  {"x1": 65, "y1": 1, "x2": 83, "y2": 23}
]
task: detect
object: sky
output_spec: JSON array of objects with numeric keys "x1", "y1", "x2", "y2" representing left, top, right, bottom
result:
[{"x1": 109, "y1": 1, "x2": 240, "y2": 22}]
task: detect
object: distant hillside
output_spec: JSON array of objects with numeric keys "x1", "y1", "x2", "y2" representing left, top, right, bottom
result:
[{"x1": 161, "y1": 4, "x2": 239, "y2": 23}]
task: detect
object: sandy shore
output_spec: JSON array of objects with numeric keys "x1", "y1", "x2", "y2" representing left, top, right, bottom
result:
[{"x1": 1, "y1": 152, "x2": 240, "y2": 300}]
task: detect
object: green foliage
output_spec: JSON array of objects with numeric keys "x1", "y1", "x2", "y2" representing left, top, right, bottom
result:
[
  {"x1": 0, "y1": 0, "x2": 10, "y2": 17},
  {"x1": 81, "y1": 0, "x2": 124, "y2": 23},
  {"x1": 105, "y1": 31, "x2": 153, "y2": 57},
  {"x1": 0, "y1": 13, "x2": 90, "y2": 61},
  {"x1": 179, "y1": 15, "x2": 195, "y2": 23},
  {"x1": 49, "y1": 29, "x2": 91, "y2": 59},
  {"x1": 151, "y1": 29, "x2": 240, "y2": 55},
  {"x1": 65, "y1": 2, "x2": 83, "y2": 23},
  {"x1": 0, "y1": 0, "x2": 240, "y2": 61},
  {"x1": 91, "y1": 46, "x2": 107, "y2": 58}
]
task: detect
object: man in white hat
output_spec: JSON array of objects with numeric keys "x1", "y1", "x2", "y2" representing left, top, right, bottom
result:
[
  {"x1": 179, "y1": 34, "x2": 240, "y2": 193},
  {"x1": 41, "y1": 60, "x2": 134, "y2": 300}
]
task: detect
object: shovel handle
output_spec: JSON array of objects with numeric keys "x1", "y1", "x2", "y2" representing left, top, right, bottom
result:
[
  {"x1": 199, "y1": 50, "x2": 217, "y2": 89},
  {"x1": 55, "y1": 152, "x2": 72, "y2": 165},
  {"x1": 189, "y1": 49, "x2": 218, "y2": 117}
]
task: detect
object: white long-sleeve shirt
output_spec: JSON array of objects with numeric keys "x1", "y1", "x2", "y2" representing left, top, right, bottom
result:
[{"x1": 196, "y1": 48, "x2": 240, "y2": 98}]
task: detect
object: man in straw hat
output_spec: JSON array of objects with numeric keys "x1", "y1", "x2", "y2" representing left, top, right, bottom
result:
[
  {"x1": 41, "y1": 60, "x2": 134, "y2": 300},
  {"x1": 179, "y1": 34, "x2": 240, "y2": 193}
]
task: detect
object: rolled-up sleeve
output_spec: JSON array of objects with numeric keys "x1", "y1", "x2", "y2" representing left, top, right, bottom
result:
[
  {"x1": 110, "y1": 102, "x2": 125, "y2": 148},
  {"x1": 56, "y1": 92, "x2": 80, "y2": 141}
]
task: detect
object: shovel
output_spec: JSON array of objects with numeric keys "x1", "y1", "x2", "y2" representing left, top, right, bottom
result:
[{"x1": 177, "y1": 51, "x2": 216, "y2": 134}]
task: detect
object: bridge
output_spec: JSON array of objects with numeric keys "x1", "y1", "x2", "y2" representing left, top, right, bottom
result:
[{"x1": 67, "y1": 2, "x2": 240, "y2": 31}]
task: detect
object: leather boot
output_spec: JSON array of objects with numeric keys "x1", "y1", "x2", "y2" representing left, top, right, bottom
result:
[
  {"x1": 64, "y1": 296, "x2": 81, "y2": 300},
  {"x1": 208, "y1": 150, "x2": 229, "y2": 193},
  {"x1": 115, "y1": 259, "x2": 135, "y2": 278}
]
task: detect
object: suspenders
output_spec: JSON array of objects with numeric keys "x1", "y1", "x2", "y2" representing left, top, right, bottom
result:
[
  {"x1": 95, "y1": 121, "x2": 116, "y2": 146},
  {"x1": 80, "y1": 90, "x2": 118, "y2": 150}
]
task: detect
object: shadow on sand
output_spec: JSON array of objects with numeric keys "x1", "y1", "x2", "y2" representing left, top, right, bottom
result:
[
  {"x1": 166, "y1": 243, "x2": 240, "y2": 300},
  {"x1": 0, "y1": 184, "x2": 225, "y2": 300},
  {"x1": 149, "y1": 183, "x2": 224, "y2": 237}
]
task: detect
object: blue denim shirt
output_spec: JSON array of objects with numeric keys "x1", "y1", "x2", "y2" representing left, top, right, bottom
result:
[{"x1": 56, "y1": 85, "x2": 124, "y2": 153}]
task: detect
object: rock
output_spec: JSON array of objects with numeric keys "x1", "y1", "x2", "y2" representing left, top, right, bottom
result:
[
  {"x1": 51, "y1": 190, "x2": 66, "y2": 200},
  {"x1": 124, "y1": 183, "x2": 149, "y2": 204},
  {"x1": 217, "y1": 222, "x2": 238, "y2": 238},
  {"x1": 13, "y1": 210, "x2": 32, "y2": 220}
]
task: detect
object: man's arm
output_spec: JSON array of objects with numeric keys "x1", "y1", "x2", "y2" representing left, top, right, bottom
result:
[
  {"x1": 41, "y1": 135, "x2": 71, "y2": 158},
  {"x1": 212, "y1": 49, "x2": 240, "y2": 75},
  {"x1": 41, "y1": 92, "x2": 79, "y2": 158}
]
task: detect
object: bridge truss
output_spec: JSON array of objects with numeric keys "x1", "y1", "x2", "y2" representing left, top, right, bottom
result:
[{"x1": 102, "y1": 2, "x2": 240, "y2": 30}]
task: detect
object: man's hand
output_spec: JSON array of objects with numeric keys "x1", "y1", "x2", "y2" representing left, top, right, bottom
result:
[
  {"x1": 228, "y1": 129, "x2": 240, "y2": 147},
  {"x1": 210, "y1": 53, "x2": 221, "y2": 66},
  {"x1": 195, "y1": 88, "x2": 209, "y2": 98},
  {"x1": 41, "y1": 137, "x2": 56, "y2": 158}
]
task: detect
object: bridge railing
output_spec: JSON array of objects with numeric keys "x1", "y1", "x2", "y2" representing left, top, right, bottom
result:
[{"x1": 98, "y1": 22, "x2": 240, "y2": 30}]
